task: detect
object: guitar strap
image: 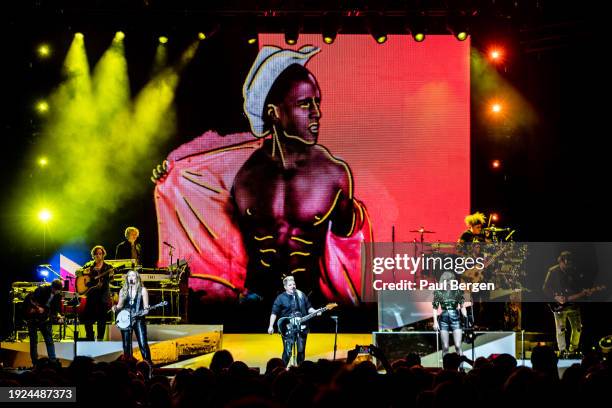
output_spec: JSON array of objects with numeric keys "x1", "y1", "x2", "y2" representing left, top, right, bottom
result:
[
  {"x1": 134, "y1": 288, "x2": 142, "y2": 317},
  {"x1": 295, "y1": 290, "x2": 304, "y2": 314}
]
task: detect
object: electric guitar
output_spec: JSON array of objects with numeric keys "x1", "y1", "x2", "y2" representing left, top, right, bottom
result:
[
  {"x1": 115, "y1": 301, "x2": 168, "y2": 330},
  {"x1": 548, "y1": 285, "x2": 606, "y2": 312},
  {"x1": 23, "y1": 293, "x2": 63, "y2": 324},
  {"x1": 277, "y1": 303, "x2": 337, "y2": 337},
  {"x1": 76, "y1": 265, "x2": 125, "y2": 295},
  {"x1": 462, "y1": 246, "x2": 508, "y2": 283}
]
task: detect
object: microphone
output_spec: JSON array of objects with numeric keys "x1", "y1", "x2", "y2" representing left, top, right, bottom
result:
[
  {"x1": 330, "y1": 315, "x2": 338, "y2": 321},
  {"x1": 163, "y1": 241, "x2": 175, "y2": 249}
]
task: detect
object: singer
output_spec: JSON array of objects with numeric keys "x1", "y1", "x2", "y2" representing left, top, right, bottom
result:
[
  {"x1": 112, "y1": 270, "x2": 152, "y2": 364},
  {"x1": 268, "y1": 276, "x2": 319, "y2": 365}
]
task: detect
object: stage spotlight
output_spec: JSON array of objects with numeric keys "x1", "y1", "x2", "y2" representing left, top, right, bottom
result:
[
  {"x1": 197, "y1": 20, "x2": 220, "y2": 42},
  {"x1": 489, "y1": 48, "x2": 504, "y2": 62},
  {"x1": 159, "y1": 36, "x2": 169, "y2": 44},
  {"x1": 37, "y1": 265, "x2": 50, "y2": 279},
  {"x1": 447, "y1": 17, "x2": 469, "y2": 41},
  {"x1": 35, "y1": 100, "x2": 49, "y2": 114},
  {"x1": 37, "y1": 44, "x2": 51, "y2": 58},
  {"x1": 490, "y1": 213, "x2": 499, "y2": 222},
  {"x1": 491, "y1": 159, "x2": 501, "y2": 169},
  {"x1": 322, "y1": 12, "x2": 340, "y2": 44},
  {"x1": 284, "y1": 15, "x2": 301, "y2": 45},
  {"x1": 406, "y1": 17, "x2": 426, "y2": 43},
  {"x1": 75, "y1": 32, "x2": 84, "y2": 40},
  {"x1": 367, "y1": 12, "x2": 387, "y2": 44},
  {"x1": 38, "y1": 157, "x2": 48, "y2": 167},
  {"x1": 244, "y1": 14, "x2": 258, "y2": 45},
  {"x1": 491, "y1": 102, "x2": 503, "y2": 114},
  {"x1": 38, "y1": 209, "x2": 52, "y2": 223},
  {"x1": 114, "y1": 31, "x2": 125, "y2": 41}
]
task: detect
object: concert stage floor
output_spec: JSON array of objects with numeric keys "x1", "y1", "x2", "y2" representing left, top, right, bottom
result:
[
  {"x1": 164, "y1": 333, "x2": 373, "y2": 371},
  {"x1": 1, "y1": 330, "x2": 580, "y2": 375}
]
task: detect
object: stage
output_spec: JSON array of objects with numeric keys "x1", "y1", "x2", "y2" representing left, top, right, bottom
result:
[{"x1": 3, "y1": 327, "x2": 578, "y2": 374}]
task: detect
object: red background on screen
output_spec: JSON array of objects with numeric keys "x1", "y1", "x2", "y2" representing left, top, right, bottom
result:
[{"x1": 260, "y1": 34, "x2": 470, "y2": 242}]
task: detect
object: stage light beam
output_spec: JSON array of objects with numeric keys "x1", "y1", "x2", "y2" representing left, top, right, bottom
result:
[
  {"x1": 38, "y1": 157, "x2": 48, "y2": 167},
  {"x1": 159, "y1": 36, "x2": 169, "y2": 44}
]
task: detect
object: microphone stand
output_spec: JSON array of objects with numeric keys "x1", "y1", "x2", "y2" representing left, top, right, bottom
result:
[
  {"x1": 128, "y1": 281, "x2": 133, "y2": 358},
  {"x1": 331, "y1": 315, "x2": 339, "y2": 360}
]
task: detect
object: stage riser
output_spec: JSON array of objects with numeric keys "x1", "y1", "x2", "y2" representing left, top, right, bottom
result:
[
  {"x1": 1, "y1": 325, "x2": 222, "y2": 367},
  {"x1": 373, "y1": 331, "x2": 516, "y2": 367}
]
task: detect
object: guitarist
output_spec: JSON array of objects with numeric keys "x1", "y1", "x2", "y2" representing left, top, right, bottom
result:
[
  {"x1": 78, "y1": 245, "x2": 114, "y2": 341},
  {"x1": 268, "y1": 276, "x2": 319, "y2": 365},
  {"x1": 111, "y1": 270, "x2": 152, "y2": 364},
  {"x1": 543, "y1": 251, "x2": 586, "y2": 357},
  {"x1": 25, "y1": 279, "x2": 63, "y2": 365}
]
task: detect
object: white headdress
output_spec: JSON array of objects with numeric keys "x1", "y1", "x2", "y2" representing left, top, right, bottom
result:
[{"x1": 242, "y1": 45, "x2": 320, "y2": 137}]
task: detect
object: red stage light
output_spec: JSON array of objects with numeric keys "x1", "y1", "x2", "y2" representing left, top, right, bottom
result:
[
  {"x1": 489, "y1": 48, "x2": 503, "y2": 62},
  {"x1": 491, "y1": 159, "x2": 501, "y2": 169},
  {"x1": 490, "y1": 213, "x2": 499, "y2": 222}
]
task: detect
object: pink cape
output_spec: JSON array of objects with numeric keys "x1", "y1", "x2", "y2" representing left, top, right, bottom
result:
[{"x1": 154, "y1": 131, "x2": 372, "y2": 304}]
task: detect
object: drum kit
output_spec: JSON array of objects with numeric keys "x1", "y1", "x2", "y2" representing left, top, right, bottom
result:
[{"x1": 403, "y1": 223, "x2": 524, "y2": 281}]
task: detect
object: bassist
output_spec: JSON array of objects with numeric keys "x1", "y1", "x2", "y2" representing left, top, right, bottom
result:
[
  {"x1": 24, "y1": 279, "x2": 63, "y2": 365},
  {"x1": 543, "y1": 251, "x2": 585, "y2": 357},
  {"x1": 268, "y1": 276, "x2": 319, "y2": 365}
]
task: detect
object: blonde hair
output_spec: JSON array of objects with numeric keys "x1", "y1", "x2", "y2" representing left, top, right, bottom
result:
[
  {"x1": 464, "y1": 212, "x2": 486, "y2": 227},
  {"x1": 124, "y1": 226, "x2": 139, "y2": 239},
  {"x1": 120, "y1": 270, "x2": 143, "y2": 298},
  {"x1": 439, "y1": 271, "x2": 455, "y2": 283}
]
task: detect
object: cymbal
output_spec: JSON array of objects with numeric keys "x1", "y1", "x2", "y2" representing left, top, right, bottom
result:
[
  {"x1": 484, "y1": 227, "x2": 510, "y2": 232},
  {"x1": 430, "y1": 243, "x2": 454, "y2": 249},
  {"x1": 409, "y1": 228, "x2": 436, "y2": 233}
]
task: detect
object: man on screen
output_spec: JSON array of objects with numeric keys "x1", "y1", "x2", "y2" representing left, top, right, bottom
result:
[{"x1": 153, "y1": 45, "x2": 371, "y2": 304}]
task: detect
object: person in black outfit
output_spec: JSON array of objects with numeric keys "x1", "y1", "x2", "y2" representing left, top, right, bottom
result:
[
  {"x1": 112, "y1": 269, "x2": 152, "y2": 363},
  {"x1": 78, "y1": 245, "x2": 114, "y2": 341},
  {"x1": 26, "y1": 279, "x2": 63, "y2": 364},
  {"x1": 543, "y1": 251, "x2": 588, "y2": 357},
  {"x1": 458, "y1": 212, "x2": 488, "y2": 243},
  {"x1": 115, "y1": 226, "x2": 142, "y2": 266},
  {"x1": 268, "y1": 276, "x2": 319, "y2": 366}
]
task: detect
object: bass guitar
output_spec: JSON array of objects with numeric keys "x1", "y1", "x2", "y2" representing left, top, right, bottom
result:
[{"x1": 548, "y1": 285, "x2": 606, "y2": 312}]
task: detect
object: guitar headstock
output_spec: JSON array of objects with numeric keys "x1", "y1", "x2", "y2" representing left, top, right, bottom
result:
[{"x1": 325, "y1": 303, "x2": 338, "y2": 311}]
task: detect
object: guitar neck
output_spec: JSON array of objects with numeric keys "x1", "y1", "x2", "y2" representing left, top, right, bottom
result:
[
  {"x1": 134, "y1": 302, "x2": 164, "y2": 317},
  {"x1": 299, "y1": 307, "x2": 327, "y2": 324}
]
